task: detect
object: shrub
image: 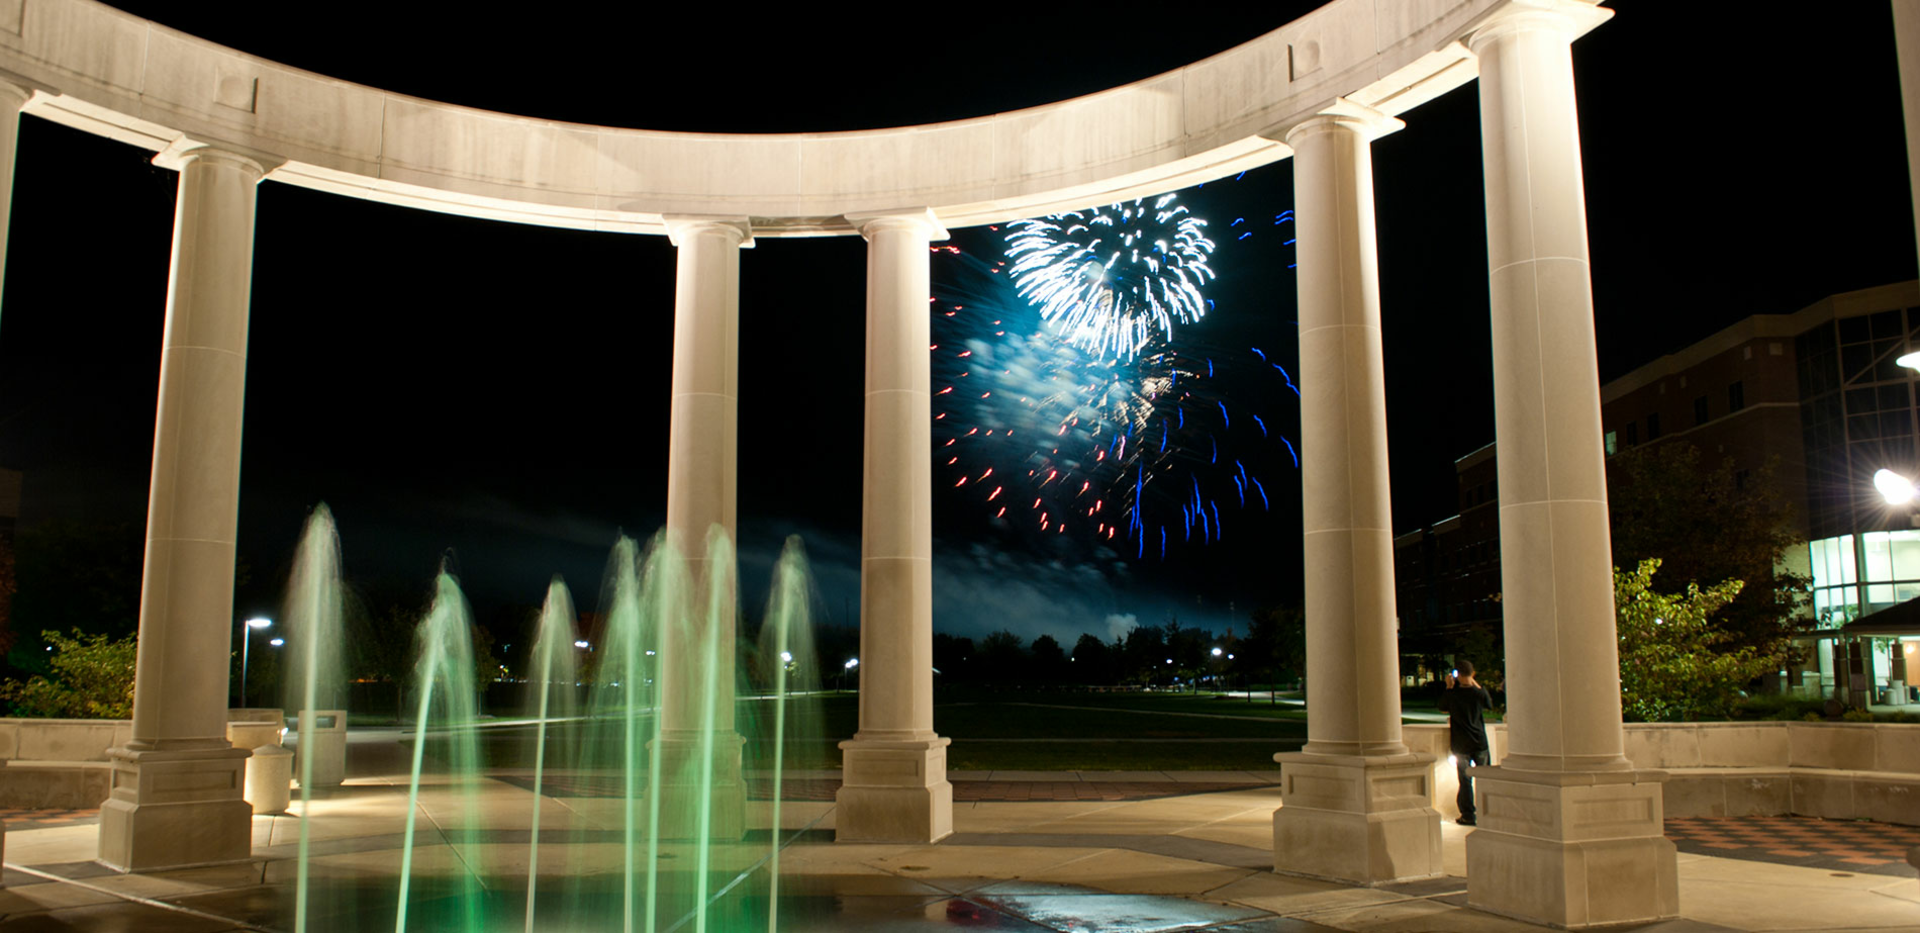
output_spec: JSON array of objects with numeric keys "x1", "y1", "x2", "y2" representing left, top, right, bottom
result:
[{"x1": 1, "y1": 629, "x2": 137, "y2": 718}]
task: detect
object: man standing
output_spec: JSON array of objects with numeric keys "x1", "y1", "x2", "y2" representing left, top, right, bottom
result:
[{"x1": 1441, "y1": 660, "x2": 1492, "y2": 826}]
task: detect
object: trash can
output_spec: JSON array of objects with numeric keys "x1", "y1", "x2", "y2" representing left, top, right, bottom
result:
[
  {"x1": 227, "y1": 709, "x2": 289, "y2": 814},
  {"x1": 293, "y1": 709, "x2": 347, "y2": 789},
  {"x1": 246, "y1": 744, "x2": 293, "y2": 813}
]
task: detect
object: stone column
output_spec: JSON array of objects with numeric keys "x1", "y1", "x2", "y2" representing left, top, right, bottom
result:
[
  {"x1": 0, "y1": 78, "x2": 28, "y2": 319},
  {"x1": 0, "y1": 77, "x2": 24, "y2": 877},
  {"x1": 100, "y1": 139, "x2": 279, "y2": 872},
  {"x1": 1462, "y1": 3, "x2": 1679, "y2": 927},
  {"x1": 836, "y1": 208, "x2": 952, "y2": 843},
  {"x1": 1271, "y1": 101, "x2": 1442, "y2": 886},
  {"x1": 656, "y1": 215, "x2": 751, "y2": 838},
  {"x1": 1895, "y1": 0, "x2": 1920, "y2": 275}
]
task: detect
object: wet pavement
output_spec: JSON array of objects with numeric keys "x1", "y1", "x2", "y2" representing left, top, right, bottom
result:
[{"x1": 0, "y1": 773, "x2": 1912, "y2": 931}]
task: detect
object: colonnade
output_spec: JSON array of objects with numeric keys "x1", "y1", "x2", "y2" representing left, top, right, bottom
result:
[
  {"x1": 1272, "y1": 1, "x2": 1674, "y2": 926},
  {"x1": 0, "y1": 0, "x2": 1675, "y2": 925}
]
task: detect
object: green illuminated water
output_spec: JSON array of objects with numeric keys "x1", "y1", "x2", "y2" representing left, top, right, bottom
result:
[
  {"x1": 280, "y1": 522, "x2": 822, "y2": 932},
  {"x1": 283, "y1": 505, "x2": 344, "y2": 933},
  {"x1": 524, "y1": 577, "x2": 578, "y2": 933},
  {"x1": 395, "y1": 572, "x2": 484, "y2": 933}
]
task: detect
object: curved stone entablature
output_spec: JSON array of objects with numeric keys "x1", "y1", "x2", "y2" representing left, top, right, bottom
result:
[{"x1": 0, "y1": 0, "x2": 1601, "y2": 236}]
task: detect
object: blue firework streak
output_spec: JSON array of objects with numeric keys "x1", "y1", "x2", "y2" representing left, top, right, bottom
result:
[
  {"x1": 1004, "y1": 195, "x2": 1216, "y2": 363},
  {"x1": 929, "y1": 194, "x2": 1298, "y2": 562}
]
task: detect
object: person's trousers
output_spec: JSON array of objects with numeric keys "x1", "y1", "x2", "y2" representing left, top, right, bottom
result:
[{"x1": 1456, "y1": 747, "x2": 1490, "y2": 818}]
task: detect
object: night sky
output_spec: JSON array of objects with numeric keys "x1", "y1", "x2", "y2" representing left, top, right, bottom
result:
[{"x1": 0, "y1": 2, "x2": 1913, "y2": 656}]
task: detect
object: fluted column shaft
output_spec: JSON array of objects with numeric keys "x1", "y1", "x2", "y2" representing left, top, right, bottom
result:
[
  {"x1": 661, "y1": 216, "x2": 749, "y2": 738},
  {"x1": 1291, "y1": 110, "x2": 1409, "y2": 759},
  {"x1": 836, "y1": 209, "x2": 952, "y2": 844}
]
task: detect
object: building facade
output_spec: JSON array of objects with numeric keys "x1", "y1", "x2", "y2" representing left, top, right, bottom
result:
[{"x1": 1396, "y1": 281, "x2": 1920, "y2": 703}]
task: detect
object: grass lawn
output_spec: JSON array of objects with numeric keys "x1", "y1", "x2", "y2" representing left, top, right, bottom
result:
[{"x1": 461, "y1": 690, "x2": 1308, "y2": 772}]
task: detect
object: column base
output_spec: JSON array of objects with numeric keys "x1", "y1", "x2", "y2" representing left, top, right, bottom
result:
[
  {"x1": 650, "y1": 732, "x2": 746, "y2": 840},
  {"x1": 97, "y1": 744, "x2": 253, "y2": 872},
  {"x1": 1466, "y1": 767, "x2": 1678, "y2": 929},
  {"x1": 835, "y1": 735, "x2": 952, "y2": 843},
  {"x1": 1272, "y1": 751, "x2": 1442, "y2": 885}
]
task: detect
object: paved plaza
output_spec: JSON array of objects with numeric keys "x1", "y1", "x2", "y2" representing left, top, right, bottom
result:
[{"x1": 0, "y1": 767, "x2": 1911, "y2": 932}]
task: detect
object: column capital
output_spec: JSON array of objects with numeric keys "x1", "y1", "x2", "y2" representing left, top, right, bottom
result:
[
  {"x1": 845, "y1": 208, "x2": 948, "y2": 242},
  {"x1": 152, "y1": 137, "x2": 284, "y2": 177},
  {"x1": 1459, "y1": 0, "x2": 1612, "y2": 52},
  {"x1": 1276, "y1": 97, "x2": 1405, "y2": 146},
  {"x1": 0, "y1": 78, "x2": 28, "y2": 110},
  {"x1": 662, "y1": 214, "x2": 754, "y2": 249}
]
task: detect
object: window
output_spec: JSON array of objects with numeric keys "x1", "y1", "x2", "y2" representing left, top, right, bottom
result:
[
  {"x1": 1694, "y1": 395, "x2": 1710, "y2": 426},
  {"x1": 1647, "y1": 413, "x2": 1662, "y2": 440},
  {"x1": 1605, "y1": 431, "x2": 1618, "y2": 455},
  {"x1": 1728, "y1": 381, "x2": 1745, "y2": 412},
  {"x1": 1624, "y1": 422, "x2": 1638, "y2": 446}
]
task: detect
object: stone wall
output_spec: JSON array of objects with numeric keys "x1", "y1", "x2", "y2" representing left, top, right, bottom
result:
[{"x1": 1405, "y1": 720, "x2": 1920, "y2": 824}]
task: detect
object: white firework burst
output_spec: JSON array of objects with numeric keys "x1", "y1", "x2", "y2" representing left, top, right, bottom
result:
[{"x1": 1004, "y1": 194, "x2": 1216, "y2": 362}]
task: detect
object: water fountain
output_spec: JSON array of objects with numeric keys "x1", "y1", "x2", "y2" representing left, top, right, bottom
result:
[{"x1": 275, "y1": 512, "x2": 824, "y2": 932}]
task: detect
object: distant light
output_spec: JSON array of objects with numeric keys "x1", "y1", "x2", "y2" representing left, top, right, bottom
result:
[
  {"x1": 644, "y1": 649, "x2": 656, "y2": 657},
  {"x1": 1211, "y1": 647, "x2": 1223, "y2": 657},
  {"x1": 247, "y1": 617, "x2": 272, "y2": 629},
  {"x1": 1899, "y1": 351, "x2": 1920, "y2": 371},
  {"x1": 1877, "y1": 469, "x2": 1918, "y2": 505},
  {"x1": 845, "y1": 658, "x2": 859, "y2": 669},
  {"x1": 269, "y1": 638, "x2": 284, "y2": 647},
  {"x1": 1165, "y1": 658, "x2": 1172, "y2": 665},
  {"x1": 1227, "y1": 654, "x2": 1235, "y2": 660},
  {"x1": 780, "y1": 651, "x2": 793, "y2": 663},
  {"x1": 574, "y1": 640, "x2": 590, "y2": 649}
]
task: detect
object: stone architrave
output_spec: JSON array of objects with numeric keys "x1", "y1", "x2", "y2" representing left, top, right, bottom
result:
[
  {"x1": 99, "y1": 139, "x2": 282, "y2": 873},
  {"x1": 1461, "y1": 2, "x2": 1679, "y2": 927},
  {"x1": 836, "y1": 208, "x2": 953, "y2": 844},
  {"x1": 1271, "y1": 101, "x2": 1442, "y2": 886},
  {"x1": 657, "y1": 215, "x2": 752, "y2": 840}
]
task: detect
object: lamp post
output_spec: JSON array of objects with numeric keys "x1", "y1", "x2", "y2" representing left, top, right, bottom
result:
[{"x1": 239, "y1": 617, "x2": 271, "y2": 707}]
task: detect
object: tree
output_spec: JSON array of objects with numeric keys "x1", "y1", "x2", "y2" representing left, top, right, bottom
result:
[
  {"x1": 1119, "y1": 624, "x2": 1167, "y2": 685},
  {"x1": 931, "y1": 633, "x2": 973, "y2": 683},
  {"x1": 1615, "y1": 558, "x2": 1776, "y2": 721},
  {"x1": 977, "y1": 629, "x2": 1027, "y2": 682},
  {"x1": 1608, "y1": 443, "x2": 1807, "y2": 659},
  {"x1": 1, "y1": 629, "x2": 137, "y2": 718},
  {"x1": 1071, "y1": 633, "x2": 1115, "y2": 684},
  {"x1": 1241, "y1": 606, "x2": 1306, "y2": 690},
  {"x1": 1029, "y1": 634, "x2": 1068, "y2": 683}
]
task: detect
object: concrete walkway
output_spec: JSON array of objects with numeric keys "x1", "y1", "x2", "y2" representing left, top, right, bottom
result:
[{"x1": 0, "y1": 770, "x2": 1912, "y2": 931}]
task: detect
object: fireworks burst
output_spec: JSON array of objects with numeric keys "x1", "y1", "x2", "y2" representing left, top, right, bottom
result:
[
  {"x1": 1004, "y1": 195, "x2": 1216, "y2": 363},
  {"x1": 931, "y1": 187, "x2": 1297, "y2": 562}
]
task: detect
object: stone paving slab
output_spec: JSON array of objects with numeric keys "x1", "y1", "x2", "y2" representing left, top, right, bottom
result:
[{"x1": 0, "y1": 775, "x2": 1908, "y2": 931}]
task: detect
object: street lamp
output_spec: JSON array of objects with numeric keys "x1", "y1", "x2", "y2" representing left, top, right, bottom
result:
[
  {"x1": 1876, "y1": 469, "x2": 1917, "y2": 505},
  {"x1": 239, "y1": 617, "x2": 271, "y2": 707}
]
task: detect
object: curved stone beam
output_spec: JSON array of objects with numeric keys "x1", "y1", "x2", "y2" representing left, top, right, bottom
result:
[{"x1": 0, "y1": 0, "x2": 1596, "y2": 235}]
